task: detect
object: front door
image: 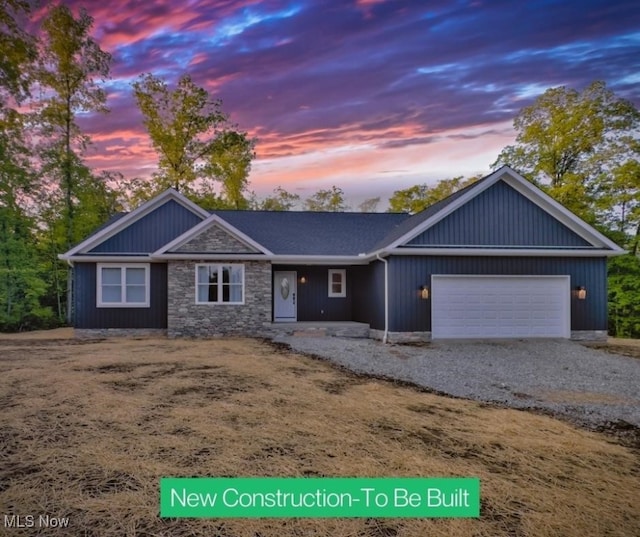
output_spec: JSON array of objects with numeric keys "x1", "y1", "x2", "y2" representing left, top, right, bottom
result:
[{"x1": 274, "y1": 271, "x2": 297, "y2": 322}]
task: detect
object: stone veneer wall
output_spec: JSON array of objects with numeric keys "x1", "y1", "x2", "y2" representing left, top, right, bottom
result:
[
  {"x1": 167, "y1": 260, "x2": 271, "y2": 337},
  {"x1": 175, "y1": 224, "x2": 258, "y2": 253}
]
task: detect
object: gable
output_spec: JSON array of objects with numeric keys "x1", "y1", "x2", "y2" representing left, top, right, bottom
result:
[
  {"x1": 405, "y1": 180, "x2": 593, "y2": 248},
  {"x1": 172, "y1": 222, "x2": 260, "y2": 254},
  {"x1": 90, "y1": 199, "x2": 203, "y2": 253}
]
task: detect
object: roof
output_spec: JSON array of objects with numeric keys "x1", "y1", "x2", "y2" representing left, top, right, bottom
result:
[
  {"x1": 209, "y1": 210, "x2": 409, "y2": 255},
  {"x1": 60, "y1": 166, "x2": 625, "y2": 262}
]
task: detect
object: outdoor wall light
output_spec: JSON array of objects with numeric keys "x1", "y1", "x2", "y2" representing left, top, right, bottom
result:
[
  {"x1": 420, "y1": 285, "x2": 430, "y2": 300},
  {"x1": 576, "y1": 286, "x2": 587, "y2": 300},
  {"x1": 300, "y1": 276, "x2": 307, "y2": 284}
]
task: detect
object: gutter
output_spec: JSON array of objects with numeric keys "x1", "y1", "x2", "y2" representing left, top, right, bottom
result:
[{"x1": 376, "y1": 253, "x2": 389, "y2": 344}]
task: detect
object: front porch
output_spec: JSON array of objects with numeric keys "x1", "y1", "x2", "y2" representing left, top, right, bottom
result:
[{"x1": 267, "y1": 321, "x2": 370, "y2": 338}]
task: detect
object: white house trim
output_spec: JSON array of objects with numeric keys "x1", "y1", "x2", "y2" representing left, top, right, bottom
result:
[
  {"x1": 61, "y1": 255, "x2": 153, "y2": 263},
  {"x1": 60, "y1": 189, "x2": 209, "y2": 259},
  {"x1": 153, "y1": 254, "x2": 269, "y2": 261},
  {"x1": 385, "y1": 247, "x2": 624, "y2": 257},
  {"x1": 96, "y1": 263, "x2": 150, "y2": 308},
  {"x1": 153, "y1": 214, "x2": 274, "y2": 256},
  {"x1": 380, "y1": 166, "x2": 625, "y2": 254}
]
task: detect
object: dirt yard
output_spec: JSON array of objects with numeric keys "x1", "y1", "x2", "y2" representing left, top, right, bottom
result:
[{"x1": 0, "y1": 336, "x2": 638, "y2": 537}]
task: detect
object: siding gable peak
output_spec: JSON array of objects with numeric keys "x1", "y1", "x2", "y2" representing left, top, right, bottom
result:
[
  {"x1": 60, "y1": 188, "x2": 209, "y2": 258},
  {"x1": 382, "y1": 166, "x2": 624, "y2": 253}
]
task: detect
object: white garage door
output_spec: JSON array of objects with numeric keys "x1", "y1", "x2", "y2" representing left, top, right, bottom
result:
[{"x1": 432, "y1": 275, "x2": 570, "y2": 339}]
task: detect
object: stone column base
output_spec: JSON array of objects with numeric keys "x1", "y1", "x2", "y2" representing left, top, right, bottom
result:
[{"x1": 570, "y1": 330, "x2": 608, "y2": 341}]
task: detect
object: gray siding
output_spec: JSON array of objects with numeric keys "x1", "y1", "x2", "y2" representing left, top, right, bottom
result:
[
  {"x1": 387, "y1": 256, "x2": 607, "y2": 332},
  {"x1": 90, "y1": 200, "x2": 202, "y2": 253},
  {"x1": 407, "y1": 181, "x2": 592, "y2": 247},
  {"x1": 273, "y1": 265, "x2": 353, "y2": 322},
  {"x1": 74, "y1": 263, "x2": 167, "y2": 328}
]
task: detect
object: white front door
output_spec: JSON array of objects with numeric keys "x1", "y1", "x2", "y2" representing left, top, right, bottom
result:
[
  {"x1": 432, "y1": 275, "x2": 570, "y2": 339},
  {"x1": 274, "y1": 271, "x2": 297, "y2": 322}
]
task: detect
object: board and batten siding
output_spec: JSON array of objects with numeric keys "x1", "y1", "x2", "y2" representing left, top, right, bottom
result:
[
  {"x1": 406, "y1": 181, "x2": 592, "y2": 247},
  {"x1": 387, "y1": 256, "x2": 607, "y2": 332},
  {"x1": 90, "y1": 200, "x2": 203, "y2": 253},
  {"x1": 74, "y1": 262, "x2": 168, "y2": 328},
  {"x1": 351, "y1": 261, "x2": 386, "y2": 330},
  {"x1": 272, "y1": 265, "x2": 353, "y2": 322}
]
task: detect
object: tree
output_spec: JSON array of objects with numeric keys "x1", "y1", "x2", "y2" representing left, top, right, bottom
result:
[
  {"x1": 206, "y1": 129, "x2": 255, "y2": 209},
  {"x1": 358, "y1": 197, "x2": 380, "y2": 212},
  {"x1": 258, "y1": 186, "x2": 300, "y2": 211},
  {"x1": 493, "y1": 81, "x2": 640, "y2": 222},
  {"x1": 0, "y1": 0, "x2": 36, "y2": 103},
  {"x1": 0, "y1": 102, "x2": 52, "y2": 331},
  {"x1": 304, "y1": 186, "x2": 349, "y2": 212},
  {"x1": 36, "y1": 4, "x2": 111, "y2": 250},
  {"x1": 33, "y1": 4, "x2": 111, "y2": 323},
  {"x1": 388, "y1": 176, "x2": 480, "y2": 214},
  {"x1": 608, "y1": 255, "x2": 640, "y2": 338},
  {"x1": 133, "y1": 73, "x2": 255, "y2": 203}
]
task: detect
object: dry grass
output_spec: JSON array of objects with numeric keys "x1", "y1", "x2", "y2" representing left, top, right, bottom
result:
[
  {"x1": 581, "y1": 337, "x2": 640, "y2": 360},
  {"x1": 0, "y1": 336, "x2": 639, "y2": 537}
]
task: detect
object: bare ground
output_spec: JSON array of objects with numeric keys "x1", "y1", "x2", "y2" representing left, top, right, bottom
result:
[{"x1": 0, "y1": 336, "x2": 639, "y2": 537}]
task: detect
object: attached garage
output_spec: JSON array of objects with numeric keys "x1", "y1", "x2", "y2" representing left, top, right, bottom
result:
[{"x1": 431, "y1": 275, "x2": 570, "y2": 339}]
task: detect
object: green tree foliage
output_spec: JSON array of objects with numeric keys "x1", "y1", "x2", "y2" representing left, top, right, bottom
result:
[
  {"x1": 36, "y1": 4, "x2": 111, "y2": 250},
  {"x1": 0, "y1": 1, "x2": 53, "y2": 330},
  {"x1": 0, "y1": 0, "x2": 36, "y2": 102},
  {"x1": 206, "y1": 130, "x2": 255, "y2": 209},
  {"x1": 32, "y1": 4, "x2": 111, "y2": 323},
  {"x1": 304, "y1": 186, "x2": 349, "y2": 212},
  {"x1": 608, "y1": 255, "x2": 640, "y2": 338},
  {"x1": 494, "y1": 81, "x2": 640, "y2": 223},
  {"x1": 258, "y1": 186, "x2": 301, "y2": 211},
  {"x1": 0, "y1": 205, "x2": 53, "y2": 331},
  {"x1": 388, "y1": 175, "x2": 480, "y2": 214},
  {"x1": 133, "y1": 73, "x2": 255, "y2": 206}
]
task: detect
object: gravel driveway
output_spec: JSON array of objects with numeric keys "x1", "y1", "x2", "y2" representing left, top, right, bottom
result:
[{"x1": 274, "y1": 336, "x2": 640, "y2": 429}]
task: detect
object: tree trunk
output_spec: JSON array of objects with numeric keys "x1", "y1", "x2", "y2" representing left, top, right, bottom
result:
[
  {"x1": 66, "y1": 266, "x2": 73, "y2": 325},
  {"x1": 632, "y1": 221, "x2": 640, "y2": 257}
]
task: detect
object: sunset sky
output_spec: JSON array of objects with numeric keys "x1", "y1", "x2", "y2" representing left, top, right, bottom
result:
[{"x1": 51, "y1": 0, "x2": 640, "y2": 207}]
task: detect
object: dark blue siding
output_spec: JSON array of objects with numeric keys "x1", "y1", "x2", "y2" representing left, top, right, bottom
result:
[
  {"x1": 273, "y1": 265, "x2": 353, "y2": 321},
  {"x1": 407, "y1": 181, "x2": 592, "y2": 247},
  {"x1": 352, "y1": 262, "x2": 385, "y2": 329},
  {"x1": 388, "y1": 256, "x2": 607, "y2": 332},
  {"x1": 74, "y1": 263, "x2": 167, "y2": 328},
  {"x1": 90, "y1": 200, "x2": 202, "y2": 253}
]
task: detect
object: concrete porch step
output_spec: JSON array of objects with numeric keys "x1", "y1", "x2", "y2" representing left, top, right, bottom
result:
[{"x1": 268, "y1": 321, "x2": 370, "y2": 338}]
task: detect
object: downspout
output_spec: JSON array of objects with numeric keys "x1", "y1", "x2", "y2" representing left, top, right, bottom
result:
[
  {"x1": 65, "y1": 259, "x2": 74, "y2": 326},
  {"x1": 376, "y1": 253, "x2": 389, "y2": 344}
]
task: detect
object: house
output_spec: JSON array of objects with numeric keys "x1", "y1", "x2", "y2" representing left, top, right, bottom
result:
[{"x1": 60, "y1": 166, "x2": 624, "y2": 341}]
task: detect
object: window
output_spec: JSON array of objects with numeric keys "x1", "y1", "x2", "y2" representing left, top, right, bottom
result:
[
  {"x1": 196, "y1": 264, "x2": 244, "y2": 304},
  {"x1": 328, "y1": 269, "x2": 346, "y2": 298},
  {"x1": 97, "y1": 264, "x2": 150, "y2": 307}
]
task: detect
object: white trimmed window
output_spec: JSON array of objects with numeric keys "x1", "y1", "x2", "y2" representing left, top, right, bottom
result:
[
  {"x1": 97, "y1": 264, "x2": 150, "y2": 307},
  {"x1": 328, "y1": 269, "x2": 346, "y2": 298},
  {"x1": 196, "y1": 264, "x2": 244, "y2": 304}
]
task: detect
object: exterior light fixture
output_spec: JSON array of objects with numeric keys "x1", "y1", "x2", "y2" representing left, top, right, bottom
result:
[
  {"x1": 576, "y1": 286, "x2": 586, "y2": 300},
  {"x1": 420, "y1": 286, "x2": 430, "y2": 300},
  {"x1": 300, "y1": 276, "x2": 306, "y2": 284}
]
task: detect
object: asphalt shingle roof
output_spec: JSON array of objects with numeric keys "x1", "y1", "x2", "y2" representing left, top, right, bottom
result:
[{"x1": 210, "y1": 210, "x2": 409, "y2": 255}]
